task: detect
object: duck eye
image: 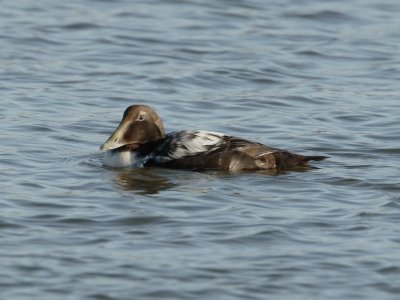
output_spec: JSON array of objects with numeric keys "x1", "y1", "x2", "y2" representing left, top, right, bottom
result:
[{"x1": 138, "y1": 115, "x2": 145, "y2": 121}]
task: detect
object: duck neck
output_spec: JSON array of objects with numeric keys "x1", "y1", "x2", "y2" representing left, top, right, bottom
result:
[{"x1": 111, "y1": 139, "x2": 164, "y2": 156}]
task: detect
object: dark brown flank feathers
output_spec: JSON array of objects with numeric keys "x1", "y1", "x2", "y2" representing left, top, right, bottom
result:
[
  {"x1": 101, "y1": 105, "x2": 327, "y2": 171},
  {"x1": 148, "y1": 138, "x2": 327, "y2": 171}
]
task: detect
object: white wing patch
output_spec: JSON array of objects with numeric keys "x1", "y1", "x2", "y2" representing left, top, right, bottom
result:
[
  {"x1": 151, "y1": 130, "x2": 226, "y2": 162},
  {"x1": 169, "y1": 131, "x2": 224, "y2": 159}
]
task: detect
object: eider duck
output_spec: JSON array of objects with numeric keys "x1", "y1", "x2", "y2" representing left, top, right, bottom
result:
[{"x1": 100, "y1": 105, "x2": 327, "y2": 171}]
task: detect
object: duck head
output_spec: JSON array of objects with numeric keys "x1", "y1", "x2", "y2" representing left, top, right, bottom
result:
[{"x1": 100, "y1": 105, "x2": 165, "y2": 151}]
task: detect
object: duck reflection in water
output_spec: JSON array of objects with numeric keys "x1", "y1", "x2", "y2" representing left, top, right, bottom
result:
[
  {"x1": 107, "y1": 163, "x2": 318, "y2": 195},
  {"x1": 109, "y1": 168, "x2": 177, "y2": 194}
]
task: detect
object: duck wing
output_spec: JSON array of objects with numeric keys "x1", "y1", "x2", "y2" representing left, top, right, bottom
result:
[
  {"x1": 145, "y1": 130, "x2": 276, "y2": 170},
  {"x1": 147, "y1": 131, "x2": 227, "y2": 161},
  {"x1": 145, "y1": 130, "x2": 327, "y2": 171}
]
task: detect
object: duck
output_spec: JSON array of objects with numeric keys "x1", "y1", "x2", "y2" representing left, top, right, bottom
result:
[{"x1": 100, "y1": 105, "x2": 327, "y2": 171}]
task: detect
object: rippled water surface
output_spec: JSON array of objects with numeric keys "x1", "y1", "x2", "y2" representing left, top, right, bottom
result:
[{"x1": 1, "y1": 0, "x2": 400, "y2": 299}]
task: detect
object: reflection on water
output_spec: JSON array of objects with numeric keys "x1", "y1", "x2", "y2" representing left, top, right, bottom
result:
[
  {"x1": 109, "y1": 168, "x2": 177, "y2": 194},
  {"x1": 109, "y1": 164, "x2": 321, "y2": 194}
]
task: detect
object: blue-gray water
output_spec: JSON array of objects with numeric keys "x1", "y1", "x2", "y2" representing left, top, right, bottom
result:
[{"x1": 1, "y1": 0, "x2": 400, "y2": 299}]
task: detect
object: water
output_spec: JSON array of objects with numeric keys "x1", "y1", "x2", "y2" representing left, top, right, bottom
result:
[{"x1": 1, "y1": 0, "x2": 400, "y2": 299}]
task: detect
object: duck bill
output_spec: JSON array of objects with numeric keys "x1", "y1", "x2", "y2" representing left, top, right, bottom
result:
[{"x1": 100, "y1": 126, "x2": 125, "y2": 151}]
